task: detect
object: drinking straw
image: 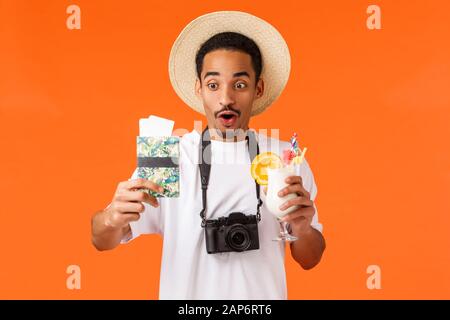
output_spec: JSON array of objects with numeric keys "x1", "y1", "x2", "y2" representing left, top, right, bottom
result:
[
  {"x1": 290, "y1": 133, "x2": 299, "y2": 157},
  {"x1": 295, "y1": 147, "x2": 307, "y2": 165}
]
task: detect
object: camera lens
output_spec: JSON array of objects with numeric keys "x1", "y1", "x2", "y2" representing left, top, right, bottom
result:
[
  {"x1": 226, "y1": 225, "x2": 251, "y2": 252},
  {"x1": 232, "y1": 232, "x2": 245, "y2": 245}
]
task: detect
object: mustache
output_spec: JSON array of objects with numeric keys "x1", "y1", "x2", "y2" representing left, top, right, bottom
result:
[{"x1": 214, "y1": 106, "x2": 241, "y2": 118}]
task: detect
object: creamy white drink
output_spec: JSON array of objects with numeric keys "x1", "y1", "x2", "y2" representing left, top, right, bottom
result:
[{"x1": 265, "y1": 166, "x2": 300, "y2": 218}]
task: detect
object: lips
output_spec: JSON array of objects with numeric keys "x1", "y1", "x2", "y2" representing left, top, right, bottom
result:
[{"x1": 217, "y1": 111, "x2": 239, "y2": 127}]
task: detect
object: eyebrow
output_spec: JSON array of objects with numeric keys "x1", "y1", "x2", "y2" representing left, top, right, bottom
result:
[{"x1": 203, "y1": 71, "x2": 250, "y2": 80}]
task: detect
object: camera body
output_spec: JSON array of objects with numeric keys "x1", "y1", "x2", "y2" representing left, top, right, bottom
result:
[{"x1": 204, "y1": 212, "x2": 260, "y2": 254}]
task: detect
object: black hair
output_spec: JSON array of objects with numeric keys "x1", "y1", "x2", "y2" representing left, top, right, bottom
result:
[{"x1": 195, "y1": 32, "x2": 263, "y2": 84}]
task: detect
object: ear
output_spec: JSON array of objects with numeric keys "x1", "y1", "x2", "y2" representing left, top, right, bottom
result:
[
  {"x1": 195, "y1": 78, "x2": 202, "y2": 98},
  {"x1": 254, "y1": 78, "x2": 265, "y2": 100}
]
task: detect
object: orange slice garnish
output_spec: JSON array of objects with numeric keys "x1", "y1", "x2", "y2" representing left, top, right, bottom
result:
[{"x1": 250, "y1": 152, "x2": 283, "y2": 186}]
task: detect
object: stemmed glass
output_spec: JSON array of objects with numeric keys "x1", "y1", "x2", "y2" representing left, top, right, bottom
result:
[{"x1": 265, "y1": 165, "x2": 299, "y2": 241}]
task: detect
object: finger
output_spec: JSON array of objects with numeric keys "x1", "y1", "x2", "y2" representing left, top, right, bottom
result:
[
  {"x1": 278, "y1": 183, "x2": 310, "y2": 198},
  {"x1": 119, "y1": 179, "x2": 164, "y2": 193},
  {"x1": 106, "y1": 212, "x2": 140, "y2": 228},
  {"x1": 122, "y1": 212, "x2": 141, "y2": 223},
  {"x1": 279, "y1": 196, "x2": 314, "y2": 211},
  {"x1": 281, "y1": 206, "x2": 315, "y2": 223},
  {"x1": 113, "y1": 201, "x2": 146, "y2": 214},
  {"x1": 285, "y1": 175, "x2": 302, "y2": 185},
  {"x1": 116, "y1": 190, "x2": 159, "y2": 207},
  {"x1": 113, "y1": 212, "x2": 141, "y2": 224}
]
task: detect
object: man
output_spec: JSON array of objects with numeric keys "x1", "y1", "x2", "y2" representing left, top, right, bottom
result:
[{"x1": 91, "y1": 11, "x2": 325, "y2": 299}]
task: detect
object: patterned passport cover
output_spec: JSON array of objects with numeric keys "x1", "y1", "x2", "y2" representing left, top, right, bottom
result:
[{"x1": 137, "y1": 136, "x2": 180, "y2": 197}]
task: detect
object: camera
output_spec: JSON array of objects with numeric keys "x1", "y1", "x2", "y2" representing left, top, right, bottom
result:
[{"x1": 204, "y1": 212, "x2": 260, "y2": 254}]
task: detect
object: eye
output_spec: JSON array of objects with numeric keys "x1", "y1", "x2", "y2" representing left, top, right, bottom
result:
[
  {"x1": 207, "y1": 83, "x2": 218, "y2": 90},
  {"x1": 235, "y1": 82, "x2": 247, "y2": 89}
]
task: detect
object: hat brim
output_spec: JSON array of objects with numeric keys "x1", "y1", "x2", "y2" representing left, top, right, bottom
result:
[{"x1": 168, "y1": 11, "x2": 291, "y2": 116}]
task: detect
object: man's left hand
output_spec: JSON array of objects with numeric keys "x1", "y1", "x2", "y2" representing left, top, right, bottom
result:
[{"x1": 277, "y1": 175, "x2": 316, "y2": 236}]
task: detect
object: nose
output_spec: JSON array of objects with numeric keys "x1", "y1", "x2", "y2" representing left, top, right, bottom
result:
[{"x1": 219, "y1": 85, "x2": 235, "y2": 108}]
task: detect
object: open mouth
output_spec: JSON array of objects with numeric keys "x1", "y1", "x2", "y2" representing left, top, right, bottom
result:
[
  {"x1": 217, "y1": 111, "x2": 239, "y2": 127},
  {"x1": 221, "y1": 114, "x2": 234, "y2": 120}
]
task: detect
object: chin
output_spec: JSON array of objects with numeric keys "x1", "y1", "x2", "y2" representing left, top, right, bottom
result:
[{"x1": 216, "y1": 122, "x2": 241, "y2": 132}]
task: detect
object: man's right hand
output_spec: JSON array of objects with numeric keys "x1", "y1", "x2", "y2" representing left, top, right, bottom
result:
[{"x1": 104, "y1": 178, "x2": 164, "y2": 229}]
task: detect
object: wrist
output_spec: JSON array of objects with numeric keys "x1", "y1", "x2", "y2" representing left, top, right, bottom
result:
[{"x1": 292, "y1": 224, "x2": 315, "y2": 237}]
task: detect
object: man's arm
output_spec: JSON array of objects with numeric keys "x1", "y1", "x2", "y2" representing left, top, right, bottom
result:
[
  {"x1": 91, "y1": 210, "x2": 132, "y2": 251},
  {"x1": 290, "y1": 226, "x2": 325, "y2": 270},
  {"x1": 91, "y1": 178, "x2": 162, "y2": 251},
  {"x1": 276, "y1": 175, "x2": 326, "y2": 270}
]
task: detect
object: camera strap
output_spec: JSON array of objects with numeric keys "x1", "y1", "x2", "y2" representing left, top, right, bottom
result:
[{"x1": 198, "y1": 127, "x2": 262, "y2": 227}]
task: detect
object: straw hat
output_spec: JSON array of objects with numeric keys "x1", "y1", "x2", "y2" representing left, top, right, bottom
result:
[{"x1": 168, "y1": 11, "x2": 291, "y2": 116}]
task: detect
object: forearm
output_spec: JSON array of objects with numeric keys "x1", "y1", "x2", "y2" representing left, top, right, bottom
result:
[
  {"x1": 290, "y1": 226, "x2": 325, "y2": 270},
  {"x1": 91, "y1": 210, "x2": 130, "y2": 251}
]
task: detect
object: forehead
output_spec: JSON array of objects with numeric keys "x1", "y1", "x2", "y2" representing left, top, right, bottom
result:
[{"x1": 202, "y1": 49, "x2": 253, "y2": 75}]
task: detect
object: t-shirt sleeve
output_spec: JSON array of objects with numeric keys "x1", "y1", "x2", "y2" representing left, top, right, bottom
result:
[
  {"x1": 296, "y1": 159, "x2": 323, "y2": 234},
  {"x1": 121, "y1": 168, "x2": 164, "y2": 243}
]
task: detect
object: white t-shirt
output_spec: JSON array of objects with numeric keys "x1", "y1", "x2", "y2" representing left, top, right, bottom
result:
[{"x1": 123, "y1": 129, "x2": 323, "y2": 300}]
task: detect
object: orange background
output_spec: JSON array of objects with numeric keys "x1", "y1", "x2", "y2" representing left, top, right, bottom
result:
[{"x1": 1, "y1": 0, "x2": 449, "y2": 299}]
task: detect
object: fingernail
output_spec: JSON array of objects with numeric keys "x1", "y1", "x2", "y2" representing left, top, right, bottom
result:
[
  {"x1": 278, "y1": 190, "x2": 284, "y2": 196},
  {"x1": 159, "y1": 187, "x2": 164, "y2": 193},
  {"x1": 279, "y1": 204, "x2": 287, "y2": 211}
]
